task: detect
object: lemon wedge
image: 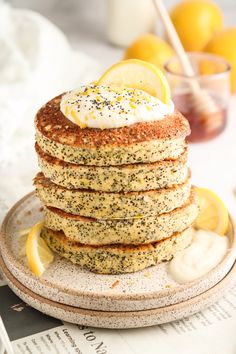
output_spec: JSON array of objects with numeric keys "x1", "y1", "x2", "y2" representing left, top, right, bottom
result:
[
  {"x1": 194, "y1": 187, "x2": 229, "y2": 235},
  {"x1": 97, "y1": 59, "x2": 171, "y2": 104},
  {"x1": 26, "y1": 222, "x2": 54, "y2": 276}
]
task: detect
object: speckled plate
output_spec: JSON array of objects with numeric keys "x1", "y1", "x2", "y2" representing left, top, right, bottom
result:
[
  {"x1": 1, "y1": 254, "x2": 236, "y2": 329},
  {"x1": 0, "y1": 192, "x2": 235, "y2": 312}
]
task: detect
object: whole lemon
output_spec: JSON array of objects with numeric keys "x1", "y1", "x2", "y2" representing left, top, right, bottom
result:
[
  {"x1": 205, "y1": 28, "x2": 236, "y2": 92},
  {"x1": 124, "y1": 33, "x2": 174, "y2": 70},
  {"x1": 170, "y1": 0, "x2": 223, "y2": 51}
]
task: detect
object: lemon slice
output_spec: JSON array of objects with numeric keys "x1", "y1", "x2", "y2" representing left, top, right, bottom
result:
[
  {"x1": 97, "y1": 59, "x2": 171, "y2": 104},
  {"x1": 26, "y1": 222, "x2": 54, "y2": 276},
  {"x1": 194, "y1": 187, "x2": 229, "y2": 235}
]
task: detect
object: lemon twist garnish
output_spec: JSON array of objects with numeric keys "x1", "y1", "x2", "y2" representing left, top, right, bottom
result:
[
  {"x1": 194, "y1": 187, "x2": 229, "y2": 235},
  {"x1": 26, "y1": 222, "x2": 54, "y2": 276},
  {"x1": 97, "y1": 59, "x2": 171, "y2": 104}
]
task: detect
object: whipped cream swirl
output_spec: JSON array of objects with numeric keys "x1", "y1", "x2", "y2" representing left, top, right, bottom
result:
[{"x1": 60, "y1": 84, "x2": 174, "y2": 129}]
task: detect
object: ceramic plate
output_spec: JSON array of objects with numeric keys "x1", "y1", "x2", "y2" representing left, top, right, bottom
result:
[
  {"x1": 1, "y1": 255, "x2": 236, "y2": 329},
  {"x1": 0, "y1": 192, "x2": 235, "y2": 312}
]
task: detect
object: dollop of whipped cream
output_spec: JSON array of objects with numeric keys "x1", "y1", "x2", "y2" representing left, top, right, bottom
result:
[{"x1": 60, "y1": 84, "x2": 174, "y2": 129}]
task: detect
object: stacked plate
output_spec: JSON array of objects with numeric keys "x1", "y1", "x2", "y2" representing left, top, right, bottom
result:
[{"x1": 0, "y1": 192, "x2": 235, "y2": 329}]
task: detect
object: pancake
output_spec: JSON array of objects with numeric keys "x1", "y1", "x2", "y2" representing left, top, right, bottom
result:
[
  {"x1": 34, "y1": 172, "x2": 191, "y2": 219},
  {"x1": 41, "y1": 227, "x2": 193, "y2": 274},
  {"x1": 35, "y1": 96, "x2": 190, "y2": 166},
  {"x1": 44, "y1": 190, "x2": 199, "y2": 245},
  {"x1": 36, "y1": 143, "x2": 188, "y2": 192}
]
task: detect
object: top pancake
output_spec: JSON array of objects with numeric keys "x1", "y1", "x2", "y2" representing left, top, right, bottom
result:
[
  {"x1": 35, "y1": 95, "x2": 190, "y2": 147},
  {"x1": 35, "y1": 95, "x2": 190, "y2": 166}
]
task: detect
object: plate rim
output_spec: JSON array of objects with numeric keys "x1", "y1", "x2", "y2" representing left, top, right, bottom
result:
[
  {"x1": 1, "y1": 253, "x2": 236, "y2": 318},
  {"x1": 1, "y1": 191, "x2": 236, "y2": 302}
]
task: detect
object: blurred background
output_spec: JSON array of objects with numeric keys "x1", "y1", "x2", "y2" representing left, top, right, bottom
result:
[
  {"x1": 1, "y1": 0, "x2": 236, "y2": 220},
  {"x1": 8, "y1": 0, "x2": 236, "y2": 66}
]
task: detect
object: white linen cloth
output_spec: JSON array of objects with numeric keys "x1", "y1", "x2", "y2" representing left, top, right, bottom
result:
[{"x1": 0, "y1": 3, "x2": 101, "y2": 220}]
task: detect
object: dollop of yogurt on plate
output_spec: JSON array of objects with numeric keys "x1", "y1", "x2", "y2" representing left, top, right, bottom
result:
[
  {"x1": 169, "y1": 229, "x2": 229, "y2": 284},
  {"x1": 60, "y1": 84, "x2": 174, "y2": 129}
]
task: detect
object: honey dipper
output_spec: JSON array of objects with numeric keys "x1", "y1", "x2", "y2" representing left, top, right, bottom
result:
[{"x1": 152, "y1": 0, "x2": 223, "y2": 132}]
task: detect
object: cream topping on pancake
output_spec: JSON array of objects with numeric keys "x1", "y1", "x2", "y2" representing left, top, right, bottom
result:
[{"x1": 60, "y1": 84, "x2": 174, "y2": 129}]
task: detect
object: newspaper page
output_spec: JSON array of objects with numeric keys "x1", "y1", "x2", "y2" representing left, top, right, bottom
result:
[{"x1": 0, "y1": 276, "x2": 236, "y2": 354}]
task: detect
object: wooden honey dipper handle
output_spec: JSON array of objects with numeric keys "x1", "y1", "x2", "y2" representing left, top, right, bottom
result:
[
  {"x1": 152, "y1": 0, "x2": 200, "y2": 93},
  {"x1": 153, "y1": 0, "x2": 223, "y2": 133}
]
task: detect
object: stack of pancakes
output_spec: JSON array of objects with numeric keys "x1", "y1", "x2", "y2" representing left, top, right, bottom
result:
[{"x1": 34, "y1": 95, "x2": 199, "y2": 274}]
